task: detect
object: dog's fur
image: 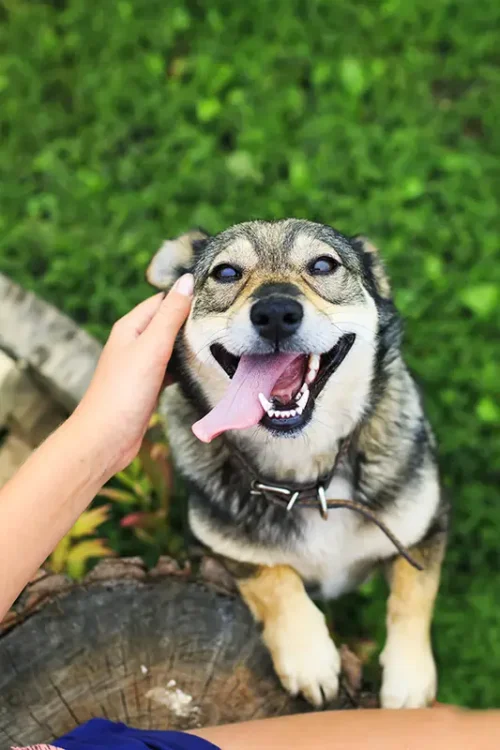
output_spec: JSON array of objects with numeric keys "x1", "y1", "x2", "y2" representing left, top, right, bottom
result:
[{"x1": 148, "y1": 219, "x2": 448, "y2": 709}]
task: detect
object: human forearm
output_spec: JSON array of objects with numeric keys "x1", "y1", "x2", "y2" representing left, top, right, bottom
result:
[
  {"x1": 0, "y1": 281, "x2": 192, "y2": 620},
  {"x1": 0, "y1": 415, "x2": 111, "y2": 619},
  {"x1": 192, "y1": 708, "x2": 500, "y2": 750}
]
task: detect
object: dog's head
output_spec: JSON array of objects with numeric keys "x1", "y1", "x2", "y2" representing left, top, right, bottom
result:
[{"x1": 148, "y1": 219, "x2": 399, "y2": 456}]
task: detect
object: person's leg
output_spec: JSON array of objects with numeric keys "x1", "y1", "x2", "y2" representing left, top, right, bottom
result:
[{"x1": 191, "y1": 708, "x2": 500, "y2": 750}]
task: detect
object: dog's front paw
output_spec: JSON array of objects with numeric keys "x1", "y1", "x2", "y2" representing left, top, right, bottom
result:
[
  {"x1": 263, "y1": 598, "x2": 340, "y2": 708},
  {"x1": 380, "y1": 639, "x2": 437, "y2": 709}
]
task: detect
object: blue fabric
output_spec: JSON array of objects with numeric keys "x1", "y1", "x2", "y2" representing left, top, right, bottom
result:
[{"x1": 55, "y1": 719, "x2": 220, "y2": 750}]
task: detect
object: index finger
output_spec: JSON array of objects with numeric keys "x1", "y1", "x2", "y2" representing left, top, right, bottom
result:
[
  {"x1": 139, "y1": 275, "x2": 193, "y2": 354},
  {"x1": 112, "y1": 293, "x2": 165, "y2": 340}
]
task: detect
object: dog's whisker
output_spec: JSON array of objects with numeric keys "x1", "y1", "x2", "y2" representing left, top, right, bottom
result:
[
  {"x1": 331, "y1": 324, "x2": 377, "y2": 351},
  {"x1": 188, "y1": 329, "x2": 233, "y2": 362}
]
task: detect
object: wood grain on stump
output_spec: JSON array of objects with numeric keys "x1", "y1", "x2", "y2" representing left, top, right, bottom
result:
[{"x1": 0, "y1": 559, "x2": 319, "y2": 748}]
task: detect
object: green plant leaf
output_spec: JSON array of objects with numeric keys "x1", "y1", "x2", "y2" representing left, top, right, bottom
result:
[
  {"x1": 460, "y1": 285, "x2": 499, "y2": 319},
  {"x1": 114, "y1": 470, "x2": 148, "y2": 499},
  {"x1": 226, "y1": 151, "x2": 262, "y2": 183},
  {"x1": 340, "y1": 57, "x2": 365, "y2": 96},
  {"x1": 476, "y1": 397, "x2": 500, "y2": 424},
  {"x1": 139, "y1": 437, "x2": 172, "y2": 513},
  {"x1": 97, "y1": 488, "x2": 139, "y2": 505},
  {"x1": 70, "y1": 505, "x2": 110, "y2": 538},
  {"x1": 49, "y1": 535, "x2": 71, "y2": 574},
  {"x1": 65, "y1": 539, "x2": 115, "y2": 579},
  {"x1": 196, "y1": 98, "x2": 221, "y2": 122}
]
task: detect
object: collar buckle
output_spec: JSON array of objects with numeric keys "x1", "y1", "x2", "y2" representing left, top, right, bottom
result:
[
  {"x1": 251, "y1": 480, "x2": 329, "y2": 520},
  {"x1": 317, "y1": 485, "x2": 328, "y2": 520},
  {"x1": 251, "y1": 481, "x2": 292, "y2": 498}
]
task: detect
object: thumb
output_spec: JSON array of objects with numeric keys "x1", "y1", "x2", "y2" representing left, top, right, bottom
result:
[{"x1": 140, "y1": 274, "x2": 194, "y2": 356}]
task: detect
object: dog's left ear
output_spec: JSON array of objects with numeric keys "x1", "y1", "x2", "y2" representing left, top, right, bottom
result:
[
  {"x1": 351, "y1": 235, "x2": 392, "y2": 299},
  {"x1": 146, "y1": 229, "x2": 210, "y2": 290}
]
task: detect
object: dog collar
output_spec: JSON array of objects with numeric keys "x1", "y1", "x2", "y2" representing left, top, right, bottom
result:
[
  {"x1": 228, "y1": 435, "x2": 350, "y2": 520},
  {"x1": 227, "y1": 436, "x2": 423, "y2": 571}
]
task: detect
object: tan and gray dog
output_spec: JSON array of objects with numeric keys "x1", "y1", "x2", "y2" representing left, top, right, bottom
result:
[{"x1": 147, "y1": 219, "x2": 448, "y2": 709}]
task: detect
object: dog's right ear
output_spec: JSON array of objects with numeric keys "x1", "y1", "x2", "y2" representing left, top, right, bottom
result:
[{"x1": 146, "y1": 229, "x2": 210, "y2": 290}]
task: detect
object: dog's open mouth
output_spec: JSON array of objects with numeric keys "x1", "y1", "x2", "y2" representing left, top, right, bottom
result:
[{"x1": 191, "y1": 334, "x2": 355, "y2": 443}]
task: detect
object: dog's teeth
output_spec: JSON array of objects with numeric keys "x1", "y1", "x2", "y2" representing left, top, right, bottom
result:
[
  {"x1": 296, "y1": 404, "x2": 304, "y2": 415},
  {"x1": 309, "y1": 354, "x2": 320, "y2": 370},
  {"x1": 305, "y1": 368, "x2": 318, "y2": 384},
  {"x1": 297, "y1": 384, "x2": 310, "y2": 410},
  {"x1": 258, "y1": 393, "x2": 273, "y2": 413},
  {"x1": 305, "y1": 354, "x2": 320, "y2": 385},
  {"x1": 289, "y1": 409, "x2": 297, "y2": 418},
  {"x1": 268, "y1": 409, "x2": 276, "y2": 418}
]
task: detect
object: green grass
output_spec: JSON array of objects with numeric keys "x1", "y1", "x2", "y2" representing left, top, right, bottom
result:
[{"x1": 1, "y1": 0, "x2": 499, "y2": 708}]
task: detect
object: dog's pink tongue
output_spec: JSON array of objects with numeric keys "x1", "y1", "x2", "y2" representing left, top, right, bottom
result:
[{"x1": 192, "y1": 353, "x2": 299, "y2": 443}]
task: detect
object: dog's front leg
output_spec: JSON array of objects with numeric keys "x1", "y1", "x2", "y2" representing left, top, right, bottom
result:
[
  {"x1": 380, "y1": 532, "x2": 445, "y2": 708},
  {"x1": 237, "y1": 563, "x2": 340, "y2": 707}
]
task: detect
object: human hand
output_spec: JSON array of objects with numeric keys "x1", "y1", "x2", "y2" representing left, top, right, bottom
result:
[{"x1": 71, "y1": 274, "x2": 193, "y2": 479}]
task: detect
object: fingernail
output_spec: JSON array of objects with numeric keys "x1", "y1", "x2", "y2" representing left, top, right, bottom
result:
[{"x1": 173, "y1": 273, "x2": 194, "y2": 297}]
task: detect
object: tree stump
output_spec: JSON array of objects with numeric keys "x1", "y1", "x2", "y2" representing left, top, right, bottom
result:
[{"x1": 0, "y1": 558, "x2": 324, "y2": 748}]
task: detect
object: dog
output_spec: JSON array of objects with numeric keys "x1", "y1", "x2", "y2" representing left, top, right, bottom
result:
[{"x1": 147, "y1": 219, "x2": 448, "y2": 709}]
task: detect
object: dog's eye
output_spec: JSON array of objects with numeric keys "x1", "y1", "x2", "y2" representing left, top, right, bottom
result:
[
  {"x1": 211, "y1": 264, "x2": 242, "y2": 283},
  {"x1": 308, "y1": 256, "x2": 340, "y2": 276}
]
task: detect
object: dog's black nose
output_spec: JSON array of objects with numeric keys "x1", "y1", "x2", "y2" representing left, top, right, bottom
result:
[{"x1": 250, "y1": 296, "x2": 304, "y2": 342}]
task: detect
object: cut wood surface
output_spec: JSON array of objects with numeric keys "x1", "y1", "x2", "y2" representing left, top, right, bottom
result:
[
  {"x1": 0, "y1": 558, "x2": 324, "y2": 748},
  {"x1": 0, "y1": 557, "x2": 373, "y2": 748}
]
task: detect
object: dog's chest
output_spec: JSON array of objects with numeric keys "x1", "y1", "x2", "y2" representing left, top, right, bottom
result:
[
  {"x1": 289, "y1": 474, "x2": 373, "y2": 597},
  {"x1": 191, "y1": 473, "x2": 379, "y2": 598},
  {"x1": 287, "y1": 469, "x2": 438, "y2": 597},
  {"x1": 191, "y1": 466, "x2": 437, "y2": 600}
]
